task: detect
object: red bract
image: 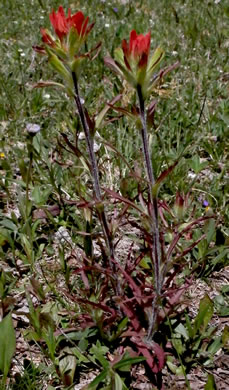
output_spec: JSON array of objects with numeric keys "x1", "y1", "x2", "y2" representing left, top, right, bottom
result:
[
  {"x1": 48, "y1": 6, "x2": 93, "y2": 41},
  {"x1": 40, "y1": 28, "x2": 55, "y2": 46},
  {"x1": 49, "y1": 6, "x2": 69, "y2": 41},
  {"x1": 122, "y1": 30, "x2": 151, "y2": 69}
]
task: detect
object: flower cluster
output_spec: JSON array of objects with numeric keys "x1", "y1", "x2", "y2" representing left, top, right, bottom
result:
[
  {"x1": 38, "y1": 6, "x2": 174, "y2": 101},
  {"x1": 105, "y1": 30, "x2": 164, "y2": 98},
  {"x1": 122, "y1": 30, "x2": 151, "y2": 70},
  {"x1": 40, "y1": 6, "x2": 94, "y2": 54}
]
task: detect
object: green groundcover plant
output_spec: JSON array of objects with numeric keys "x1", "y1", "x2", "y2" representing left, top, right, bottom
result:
[{"x1": 0, "y1": 2, "x2": 228, "y2": 389}]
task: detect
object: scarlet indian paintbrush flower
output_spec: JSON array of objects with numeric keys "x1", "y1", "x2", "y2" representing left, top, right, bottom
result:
[
  {"x1": 105, "y1": 29, "x2": 164, "y2": 99},
  {"x1": 37, "y1": 6, "x2": 95, "y2": 87},
  {"x1": 40, "y1": 6, "x2": 94, "y2": 54},
  {"x1": 122, "y1": 30, "x2": 151, "y2": 70}
]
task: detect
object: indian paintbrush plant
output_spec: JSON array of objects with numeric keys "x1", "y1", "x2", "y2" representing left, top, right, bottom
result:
[
  {"x1": 30, "y1": 5, "x2": 220, "y2": 388},
  {"x1": 1, "y1": 4, "x2": 226, "y2": 389}
]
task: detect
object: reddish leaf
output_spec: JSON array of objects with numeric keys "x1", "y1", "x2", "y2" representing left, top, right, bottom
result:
[
  {"x1": 131, "y1": 337, "x2": 165, "y2": 373},
  {"x1": 32, "y1": 204, "x2": 60, "y2": 221},
  {"x1": 154, "y1": 161, "x2": 178, "y2": 191},
  {"x1": 112, "y1": 260, "x2": 142, "y2": 302},
  {"x1": 104, "y1": 188, "x2": 147, "y2": 215},
  {"x1": 119, "y1": 302, "x2": 141, "y2": 332},
  {"x1": 166, "y1": 215, "x2": 215, "y2": 263}
]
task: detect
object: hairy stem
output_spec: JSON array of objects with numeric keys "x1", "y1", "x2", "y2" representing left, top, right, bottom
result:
[
  {"x1": 72, "y1": 72, "x2": 115, "y2": 269},
  {"x1": 26, "y1": 146, "x2": 33, "y2": 220},
  {"x1": 137, "y1": 85, "x2": 161, "y2": 338}
]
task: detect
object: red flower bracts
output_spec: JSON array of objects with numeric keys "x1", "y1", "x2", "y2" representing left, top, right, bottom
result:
[
  {"x1": 122, "y1": 30, "x2": 151, "y2": 70},
  {"x1": 49, "y1": 6, "x2": 93, "y2": 41},
  {"x1": 40, "y1": 6, "x2": 94, "y2": 52},
  {"x1": 38, "y1": 6, "x2": 95, "y2": 84},
  {"x1": 104, "y1": 29, "x2": 164, "y2": 98},
  {"x1": 49, "y1": 6, "x2": 69, "y2": 41}
]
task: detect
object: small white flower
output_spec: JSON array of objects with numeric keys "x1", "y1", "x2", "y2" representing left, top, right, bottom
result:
[
  {"x1": 188, "y1": 172, "x2": 196, "y2": 180},
  {"x1": 78, "y1": 132, "x2": 85, "y2": 140},
  {"x1": 93, "y1": 141, "x2": 101, "y2": 153},
  {"x1": 105, "y1": 23, "x2": 110, "y2": 28},
  {"x1": 44, "y1": 93, "x2": 50, "y2": 99},
  {"x1": 26, "y1": 123, "x2": 41, "y2": 134},
  {"x1": 214, "y1": 0, "x2": 221, "y2": 4}
]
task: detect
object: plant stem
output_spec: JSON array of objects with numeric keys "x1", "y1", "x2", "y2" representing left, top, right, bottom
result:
[
  {"x1": 137, "y1": 85, "x2": 161, "y2": 338},
  {"x1": 71, "y1": 71, "x2": 115, "y2": 270},
  {"x1": 26, "y1": 146, "x2": 33, "y2": 219}
]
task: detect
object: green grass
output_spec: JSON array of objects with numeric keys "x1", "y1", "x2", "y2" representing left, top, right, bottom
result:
[{"x1": 0, "y1": 0, "x2": 229, "y2": 388}]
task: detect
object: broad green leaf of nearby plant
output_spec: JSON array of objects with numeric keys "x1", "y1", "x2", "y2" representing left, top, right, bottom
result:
[
  {"x1": 114, "y1": 373, "x2": 127, "y2": 390},
  {"x1": 204, "y1": 374, "x2": 217, "y2": 390},
  {"x1": 207, "y1": 336, "x2": 222, "y2": 357},
  {"x1": 222, "y1": 325, "x2": 229, "y2": 349},
  {"x1": 190, "y1": 155, "x2": 208, "y2": 174},
  {"x1": 0, "y1": 314, "x2": 16, "y2": 379},
  {"x1": 86, "y1": 368, "x2": 109, "y2": 389},
  {"x1": 193, "y1": 294, "x2": 214, "y2": 336},
  {"x1": 113, "y1": 355, "x2": 146, "y2": 372},
  {"x1": 89, "y1": 341, "x2": 109, "y2": 369},
  {"x1": 58, "y1": 347, "x2": 77, "y2": 386},
  {"x1": 214, "y1": 294, "x2": 229, "y2": 317}
]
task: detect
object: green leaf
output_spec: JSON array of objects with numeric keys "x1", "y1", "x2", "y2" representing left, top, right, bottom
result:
[
  {"x1": 79, "y1": 338, "x2": 88, "y2": 352},
  {"x1": 58, "y1": 347, "x2": 77, "y2": 386},
  {"x1": 175, "y1": 323, "x2": 189, "y2": 340},
  {"x1": 190, "y1": 155, "x2": 208, "y2": 174},
  {"x1": 72, "y1": 347, "x2": 90, "y2": 363},
  {"x1": 206, "y1": 219, "x2": 216, "y2": 244},
  {"x1": 114, "y1": 373, "x2": 124, "y2": 390},
  {"x1": 212, "y1": 248, "x2": 228, "y2": 266},
  {"x1": 0, "y1": 228, "x2": 12, "y2": 248},
  {"x1": 18, "y1": 158, "x2": 28, "y2": 182},
  {"x1": 166, "y1": 356, "x2": 179, "y2": 374},
  {"x1": 0, "y1": 219, "x2": 18, "y2": 231},
  {"x1": 31, "y1": 185, "x2": 52, "y2": 205},
  {"x1": 172, "y1": 338, "x2": 184, "y2": 355},
  {"x1": 46, "y1": 48, "x2": 72, "y2": 86},
  {"x1": 95, "y1": 94, "x2": 122, "y2": 129},
  {"x1": 207, "y1": 336, "x2": 222, "y2": 355},
  {"x1": 87, "y1": 368, "x2": 109, "y2": 389},
  {"x1": 0, "y1": 314, "x2": 16, "y2": 378},
  {"x1": 193, "y1": 295, "x2": 214, "y2": 335},
  {"x1": 221, "y1": 285, "x2": 229, "y2": 294},
  {"x1": 117, "y1": 318, "x2": 129, "y2": 333},
  {"x1": 147, "y1": 47, "x2": 164, "y2": 73},
  {"x1": 113, "y1": 356, "x2": 146, "y2": 371},
  {"x1": 89, "y1": 341, "x2": 109, "y2": 369},
  {"x1": 222, "y1": 325, "x2": 229, "y2": 349},
  {"x1": 204, "y1": 374, "x2": 217, "y2": 390}
]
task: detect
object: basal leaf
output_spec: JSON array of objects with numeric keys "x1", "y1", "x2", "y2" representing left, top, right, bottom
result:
[
  {"x1": 0, "y1": 314, "x2": 16, "y2": 378},
  {"x1": 204, "y1": 374, "x2": 217, "y2": 390},
  {"x1": 114, "y1": 373, "x2": 124, "y2": 390},
  {"x1": 113, "y1": 356, "x2": 146, "y2": 371},
  {"x1": 193, "y1": 295, "x2": 214, "y2": 336},
  {"x1": 58, "y1": 347, "x2": 77, "y2": 386},
  {"x1": 222, "y1": 325, "x2": 229, "y2": 349},
  {"x1": 86, "y1": 368, "x2": 109, "y2": 389}
]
